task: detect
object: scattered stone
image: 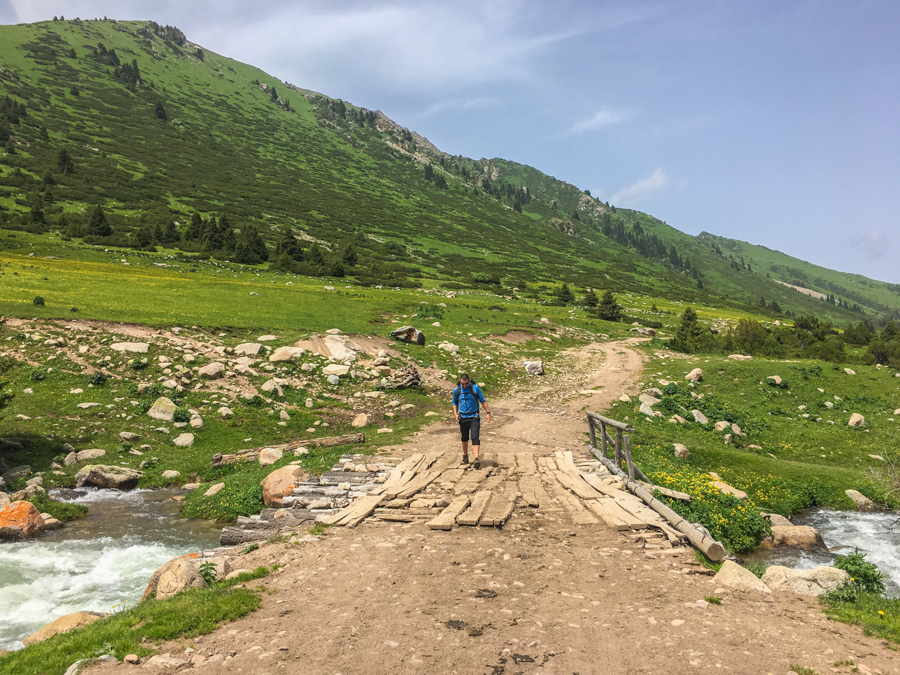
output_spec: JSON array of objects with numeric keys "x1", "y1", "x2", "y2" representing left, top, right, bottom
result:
[
  {"x1": 148, "y1": 397, "x2": 177, "y2": 421},
  {"x1": 438, "y1": 342, "x2": 460, "y2": 354},
  {"x1": 23, "y1": 612, "x2": 103, "y2": 646},
  {"x1": 763, "y1": 513, "x2": 793, "y2": 527},
  {"x1": 0, "y1": 500, "x2": 46, "y2": 540},
  {"x1": 110, "y1": 342, "x2": 149, "y2": 353},
  {"x1": 119, "y1": 431, "x2": 141, "y2": 442},
  {"x1": 618, "y1": 394, "x2": 631, "y2": 403},
  {"x1": 123, "y1": 655, "x2": 140, "y2": 665},
  {"x1": 235, "y1": 343, "x2": 263, "y2": 356},
  {"x1": 730, "y1": 423, "x2": 743, "y2": 435},
  {"x1": 685, "y1": 368, "x2": 703, "y2": 382},
  {"x1": 75, "y1": 449, "x2": 105, "y2": 461},
  {"x1": 173, "y1": 433, "x2": 194, "y2": 448},
  {"x1": 218, "y1": 406, "x2": 234, "y2": 418},
  {"x1": 305, "y1": 398, "x2": 314, "y2": 408},
  {"x1": 767, "y1": 375, "x2": 783, "y2": 385},
  {"x1": 76, "y1": 402, "x2": 100, "y2": 410},
  {"x1": 714, "y1": 421, "x2": 729, "y2": 431},
  {"x1": 190, "y1": 416, "x2": 204, "y2": 428},
  {"x1": 41, "y1": 514, "x2": 63, "y2": 530},
  {"x1": 259, "y1": 448, "x2": 283, "y2": 467},
  {"x1": 351, "y1": 413, "x2": 369, "y2": 428},
  {"x1": 390, "y1": 325, "x2": 426, "y2": 346},
  {"x1": 673, "y1": 443, "x2": 690, "y2": 459},
  {"x1": 144, "y1": 556, "x2": 215, "y2": 601},
  {"x1": 710, "y1": 480, "x2": 747, "y2": 500},
  {"x1": 727, "y1": 354, "x2": 753, "y2": 361},
  {"x1": 713, "y1": 560, "x2": 770, "y2": 593},
  {"x1": 523, "y1": 360, "x2": 544, "y2": 376},
  {"x1": 848, "y1": 413, "x2": 865, "y2": 427},
  {"x1": 325, "y1": 328, "x2": 343, "y2": 335},
  {"x1": 258, "y1": 335, "x2": 278, "y2": 341},
  {"x1": 327, "y1": 375, "x2": 340, "y2": 385},
  {"x1": 690, "y1": 409, "x2": 708, "y2": 424},
  {"x1": 844, "y1": 368, "x2": 856, "y2": 375},
  {"x1": 845, "y1": 489, "x2": 877, "y2": 511},
  {"x1": 204, "y1": 483, "x2": 225, "y2": 497},
  {"x1": 323, "y1": 364, "x2": 350, "y2": 377},
  {"x1": 269, "y1": 346, "x2": 306, "y2": 362},
  {"x1": 161, "y1": 470, "x2": 181, "y2": 479},
  {"x1": 75, "y1": 465, "x2": 144, "y2": 490},
  {"x1": 761, "y1": 565, "x2": 849, "y2": 596},
  {"x1": 639, "y1": 402, "x2": 654, "y2": 416},
  {"x1": 377, "y1": 428, "x2": 393, "y2": 434},
  {"x1": 69, "y1": 388, "x2": 84, "y2": 395},
  {"x1": 63, "y1": 452, "x2": 78, "y2": 466},
  {"x1": 198, "y1": 362, "x2": 225, "y2": 379},
  {"x1": 768, "y1": 525, "x2": 824, "y2": 549}
]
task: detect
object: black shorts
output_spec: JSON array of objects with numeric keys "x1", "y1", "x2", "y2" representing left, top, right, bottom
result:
[{"x1": 459, "y1": 416, "x2": 481, "y2": 445}]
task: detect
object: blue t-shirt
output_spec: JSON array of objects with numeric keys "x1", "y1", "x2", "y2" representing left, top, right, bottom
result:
[{"x1": 453, "y1": 383, "x2": 485, "y2": 418}]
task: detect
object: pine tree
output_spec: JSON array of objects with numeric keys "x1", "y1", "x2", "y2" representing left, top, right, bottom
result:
[
  {"x1": 57, "y1": 148, "x2": 74, "y2": 174},
  {"x1": 87, "y1": 205, "x2": 112, "y2": 237},
  {"x1": 154, "y1": 101, "x2": 167, "y2": 120},
  {"x1": 670, "y1": 307, "x2": 714, "y2": 353},
  {"x1": 341, "y1": 243, "x2": 358, "y2": 266},
  {"x1": 595, "y1": 290, "x2": 623, "y2": 322},
  {"x1": 185, "y1": 211, "x2": 202, "y2": 241},
  {"x1": 555, "y1": 283, "x2": 575, "y2": 305},
  {"x1": 582, "y1": 288, "x2": 599, "y2": 308}
]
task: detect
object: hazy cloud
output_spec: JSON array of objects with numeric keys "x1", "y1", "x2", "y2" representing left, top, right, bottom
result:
[
  {"x1": 609, "y1": 168, "x2": 671, "y2": 207},
  {"x1": 849, "y1": 232, "x2": 890, "y2": 261},
  {"x1": 570, "y1": 108, "x2": 628, "y2": 133}
]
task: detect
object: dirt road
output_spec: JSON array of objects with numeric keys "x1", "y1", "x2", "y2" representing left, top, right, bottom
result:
[{"x1": 88, "y1": 341, "x2": 897, "y2": 674}]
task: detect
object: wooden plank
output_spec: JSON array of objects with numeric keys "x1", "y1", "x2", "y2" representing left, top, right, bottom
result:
[
  {"x1": 637, "y1": 481, "x2": 692, "y2": 502},
  {"x1": 453, "y1": 466, "x2": 493, "y2": 495},
  {"x1": 375, "y1": 512, "x2": 432, "y2": 522},
  {"x1": 603, "y1": 498, "x2": 649, "y2": 530},
  {"x1": 371, "y1": 453, "x2": 423, "y2": 496},
  {"x1": 457, "y1": 490, "x2": 492, "y2": 526},
  {"x1": 518, "y1": 475, "x2": 541, "y2": 507},
  {"x1": 374, "y1": 508, "x2": 440, "y2": 516},
  {"x1": 427, "y1": 495, "x2": 471, "y2": 530},
  {"x1": 553, "y1": 452, "x2": 606, "y2": 500},
  {"x1": 321, "y1": 494, "x2": 383, "y2": 526},
  {"x1": 479, "y1": 491, "x2": 516, "y2": 527},
  {"x1": 395, "y1": 467, "x2": 445, "y2": 499},
  {"x1": 434, "y1": 467, "x2": 465, "y2": 490},
  {"x1": 585, "y1": 499, "x2": 630, "y2": 530},
  {"x1": 580, "y1": 472, "x2": 628, "y2": 499},
  {"x1": 542, "y1": 479, "x2": 598, "y2": 525},
  {"x1": 515, "y1": 452, "x2": 537, "y2": 475},
  {"x1": 383, "y1": 453, "x2": 441, "y2": 500}
]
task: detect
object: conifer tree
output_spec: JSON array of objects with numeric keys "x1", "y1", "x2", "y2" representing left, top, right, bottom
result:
[
  {"x1": 87, "y1": 205, "x2": 112, "y2": 237},
  {"x1": 595, "y1": 290, "x2": 623, "y2": 322}
]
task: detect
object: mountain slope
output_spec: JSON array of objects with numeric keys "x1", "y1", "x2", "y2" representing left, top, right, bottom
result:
[{"x1": 0, "y1": 18, "x2": 895, "y2": 323}]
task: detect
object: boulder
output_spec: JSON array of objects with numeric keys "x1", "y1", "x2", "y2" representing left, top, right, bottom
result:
[
  {"x1": 685, "y1": 368, "x2": 703, "y2": 382},
  {"x1": 710, "y1": 480, "x2": 748, "y2": 500},
  {"x1": 76, "y1": 448, "x2": 105, "y2": 461},
  {"x1": 848, "y1": 413, "x2": 865, "y2": 428},
  {"x1": 198, "y1": 362, "x2": 225, "y2": 380},
  {"x1": 262, "y1": 465, "x2": 307, "y2": 508},
  {"x1": 844, "y1": 368, "x2": 856, "y2": 375},
  {"x1": 143, "y1": 556, "x2": 214, "y2": 601},
  {"x1": 638, "y1": 393, "x2": 660, "y2": 406},
  {"x1": 173, "y1": 433, "x2": 194, "y2": 448},
  {"x1": 390, "y1": 325, "x2": 426, "y2": 346},
  {"x1": 23, "y1": 611, "x2": 102, "y2": 646},
  {"x1": 351, "y1": 413, "x2": 369, "y2": 428},
  {"x1": 714, "y1": 421, "x2": 730, "y2": 431},
  {"x1": 639, "y1": 402, "x2": 654, "y2": 416},
  {"x1": 75, "y1": 465, "x2": 144, "y2": 490},
  {"x1": 204, "y1": 482, "x2": 225, "y2": 497},
  {"x1": 727, "y1": 354, "x2": 753, "y2": 361},
  {"x1": 218, "y1": 406, "x2": 234, "y2": 418},
  {"x1": 119, "y1": 431, "x2": 141, "y2": 442},
  {"x1": 438, "y1": 342, "x2": 460, "y2": 354},
  {"x1": 761, "y1": 565, "x2": 849, "y2": 596},
  {"x1": 2, "y1": 465, "x2": 31, "y2": 482},
  {"x1": 691, "y1": 409, "x2": 708, "y2": 424},
  {"x1": 845, "y1": 489, "x2": 878, "y2": 511},
  {"x1": 269, "y1": 346, "x2": 305, "y2": 363},
  {"x1": 767, "y1": 375, "x2": 782, "y2": 385},
  {"x1": 768, "y1": 525, "x2": 825, "y2": 549},
  {"x1": 0, "y1": 500, "x2": 46, "y2": 541},
  {"x1": 161, "y1": 470, "x2": 181, "y2": 480},
  {"x1": 10, "y1": 484, "x2": 46, "y2": 501},
  {"x1": 323, "y1": 334, "x2": 363, "y2": 361},
  {"x1": 259, "y1": 447, "x2": 283, "y2": 467},
  {"x1": 110, "y1": 342, "x2": 149, "y2": 353},
  {"x1": 147, "y1": 397, "x2": 177, "y2": 421},
  {"x1": 673, "y1": 443, "x2": 690, "y2": 459},
  {"x1": 235, "y1": 343, "x2": 263, "y2": 356},
  {"x1": 327, "y1": 375, "x2": 340, "y2": 385},
  {"x1": 763, "y1": 513, "x2": 794, "y2": 527},
  {"x1": 523, "y1": 360, "x2": 544, "y2": 376},
  {"x1": 261, "y1": 379, "x2": 284, "y2": 396},
  {"x1": 322, "y1": 364, "x2": 350, "y2": 377},
  {"x1": 713, "y1": 560, "x2": 770, "y2": 593},
  {"x1": 63, "y1": 452, "x2": 78, "y2": 466}
]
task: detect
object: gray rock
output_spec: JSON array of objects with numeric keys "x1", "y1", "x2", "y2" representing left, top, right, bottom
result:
[
  {"x1": 75, "y1": 465, "x2": 144, "y2": 490},
  {"x1": 173, "y1": 433, "x2": 194, "y2": 448},
  {"x1": 673, "y1": 443, "x2": 690, "y2": 459},
  {"x1": 639, "y1": 402, "x2": 654, "y2": 416},
  {"x1": 845, "y1": 489, "x2": 877, "y2": 511},
  {"x1": 390, "y1": 325, "x2": 426, "y2": 346},
  {"x1": 235, "y1": 342, "x2": 263, "y2": 356},
  {"x1": 190, "y1": 416, "x2": 204, "y2": 429},
  {"x1": 714, "y1": 560, "x2": 770, "y2": 593},
  {"x1": 76, "y1": 402, "x2": 99, "y2": 410},
  {"x1": 848, "y1": 413, "x2": 865, "y2": 428},
  {"x1": 691, "y1": 409, "x2": 708, "y2": 424},
  {"x1": 204, "y1": 482, "x2": 225, "y2": 497},
  {"x1": 269, "y1": 346, "x2": 305, "y2": 362},
  {"x1": 75, "y1": 449, "x2": 105, "y2": 461},
  {"x1": 218, "y1": 406, "x2": 234, "y2": 418},
  {"x1": 110, "y1": 342, "x2": 149, "y2": 353},
  {"x1": 685, "y1": 368, "x2": 703, "y2": 382},
  {"x1": 198, "y1": 362, "x2": 225, "y2": 379},
  {"x1": 161, "y1": 470, "x2": 181, "y2": 479},
  {"x1": 147, "y1": 397, "x2": 177, "y2": 421},
  {"x1": 523, "y1": 360, "x2": 544, "y2": 376},
  {"x1": 761, "y1": 565, "x2": 849, "y2": 596},
  {"x1": 327, "y1": 374, "x2": 340, "y2": 385},
  {"x1": 119, "y1": 431, "x2": 141, "y2": 442}
]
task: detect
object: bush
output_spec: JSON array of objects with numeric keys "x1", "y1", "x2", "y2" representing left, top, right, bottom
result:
[
  {"x1": 833, "y1": 548, "x2": 885, "y2": 596},
  {"x1": 29, "y1": 368, "x2": 46, "y2": 382},
  {"x1": 172, "y1": 407, "x2": 190, "y2": 423},
  {"x1": 32, "y1": 296, "x2": 45, "y2": 306},
  {"x1": 127, "y1": 358, "x2": 148, "y2": 370},
  {"x1": 88, "y1": 372, "x2": 107, "y2": 386}
]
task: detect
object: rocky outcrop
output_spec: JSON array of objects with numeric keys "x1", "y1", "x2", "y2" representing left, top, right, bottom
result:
[
  {"x1": 765, "y1": 525, "x2": 825, "y2": 550},
  {"x1": 0, "y1": 500, "x2": 46, "y2": 540},
  {"x1": 685, "y1": 368, "x2": 703, "y2": 382},
  {"x1": 269, "y1": 346, "x2": 306, "y2": 363},
  {"x1": 761, "y1": 565, "x2": 849, "y2": 596},
  {"x1": 714, "y1": 560, "x2": 770, "y2": 593},
  {"x1": 110, "y1": 342, "x2": 149, "y2": 353},
  {"x1": 142, "y1": 554, "x2": 208, "y2": 601},
  {"x1": 845, "y1": 489, "x2": 878, "y2": 511},
  {"x1": 198, "y1": 362, "x2": 225, "y2": 379},
  {"x1": 390, "y1": 325, "x2": 425, "y2": 346},
  {"x1": 262, "y1": 465, "x2": 308, "y2": 508},
  {"x1": 23, "y1": 611, "x2": 103, "y2": 646},
  {"x1": 524, "y1": 360, "x2": 544, "y2": 376},
  {"x1": 75, "y1": 465, "x2": 144, "y2": 490},
  {"x1": 147, "y1": 397, "x2": 177, "y2": 421}
]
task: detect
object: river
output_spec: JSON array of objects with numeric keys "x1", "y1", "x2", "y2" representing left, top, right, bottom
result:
[
  {"x1": 746, "y1": 507, "x2": 900, "y2": 596},
  {"x1": 0, "y1": 488, "x2": 222, "y2": 651}
]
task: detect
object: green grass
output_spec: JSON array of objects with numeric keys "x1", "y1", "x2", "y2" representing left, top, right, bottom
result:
[
  {"x1": 0, "y1": 587, "x2": 260, "y2": 675},
  {"x1": 822, "y1": 593, "x2": 900, "y2": 645},
  {"x1": 25, "y1": 493, "x2": 88, "y2": 522},
  {"x1": 703, "y1": 595, "x2": 722, "y2": 605}
]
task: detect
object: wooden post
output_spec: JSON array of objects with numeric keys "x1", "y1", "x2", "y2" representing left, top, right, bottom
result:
[
  {"x1": 624, "y1": 433, "x2": 634, "y2": 483},
  {"x1": 614, "y1": 428, "x2": 622, "y2": 470},
  {"x1": 589, "y1": 416, "x2": 598, "y2": 454},
  {"x1": 600, "y1": 421, "x2": 607, "y2": 458}
]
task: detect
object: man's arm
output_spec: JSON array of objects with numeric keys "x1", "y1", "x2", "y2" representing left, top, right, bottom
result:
[
  {"x1": 453, "y1": 404, "x2": 460, "y2": 421},
  {"x1": 478, "y1": 388, "x2": 491, "y2": 421}
]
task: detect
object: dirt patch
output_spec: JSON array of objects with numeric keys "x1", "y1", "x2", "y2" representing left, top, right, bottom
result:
[{"x1": 489, "y1": 329, "x2": 543, "y2": 345}]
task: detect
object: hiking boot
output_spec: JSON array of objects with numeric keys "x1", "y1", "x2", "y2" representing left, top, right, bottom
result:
[
  {"x1": 461, "y1": 455, "x2": 470, "y2": 465},
  {"x1": 473, "y1": 458, "x2": 481, "y2": 470}
]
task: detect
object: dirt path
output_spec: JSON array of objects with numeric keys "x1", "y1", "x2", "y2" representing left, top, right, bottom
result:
[{"x1": 87, "y1": 341, "x2": 897, "y2": 675}]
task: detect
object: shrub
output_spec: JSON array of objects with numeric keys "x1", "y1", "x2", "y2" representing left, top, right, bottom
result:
[
  {"x1": 88, "y1": 372, "x2": 107, "y2": 386},
  {"x1": 172, "y1": 407, "x2": 190, "y2": 423},
  {"x1": 834, "y1": 548, "x2": 885, "y2": 596},
  {"x1": 29, "y1": 368, "x2": 46, "y2": 382},
  {"x1": 32, "y1": 296, "x2": 45, "y2": 306},
  {"x1": 127, "y1": 358, "x2": 148, "y2": 370},
  {"x1": 69, "y1": 306, "x2": 78, "y2": 312}
]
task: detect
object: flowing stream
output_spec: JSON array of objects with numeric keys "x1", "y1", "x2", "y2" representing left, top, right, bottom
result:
[
  {"x1": 0, "y1": 488, "x2": 222, "y2": 651},
  {"x1": 746, "y1": 507, "x2": 900, "y2": 596}
]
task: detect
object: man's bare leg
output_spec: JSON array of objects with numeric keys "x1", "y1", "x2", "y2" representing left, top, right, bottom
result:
[
  {"x1": 461, "y1": 441, "x2": 469, "y2": 464},
  {"x1": 472, "y1": 444, "x2": 480, "y2": 469}
]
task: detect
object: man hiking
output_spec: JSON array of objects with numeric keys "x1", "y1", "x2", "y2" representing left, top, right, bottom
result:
[{"x1": 452, "y1": 373, "x2": 491, "y2": 469}]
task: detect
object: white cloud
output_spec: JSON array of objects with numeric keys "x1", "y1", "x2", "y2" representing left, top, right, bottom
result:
[
  {"x1": 570, "y1": 108, "x2": 628, "y2": 133},
  {"x1": 849, "y1": 232, "x2": 890, "y2": 261},
  {"x1": 609, "y1": 168, "x2": 671, "y2": 207}
]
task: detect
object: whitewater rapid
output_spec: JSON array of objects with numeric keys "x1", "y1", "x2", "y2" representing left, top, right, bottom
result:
[{"x1": 0, "y1": 488, "x2": 221, "y2": 651}]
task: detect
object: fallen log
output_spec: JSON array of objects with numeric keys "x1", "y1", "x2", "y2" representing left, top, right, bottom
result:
[
  {"x1": 637, "y1": 481, "x2": 692, "y2": 503},
  {"x1": 303, "y1": 433, "x2": 365, "y2": 449},
  {"x1": 592, "y1": 447, "x2": 727, "y2": 561}
]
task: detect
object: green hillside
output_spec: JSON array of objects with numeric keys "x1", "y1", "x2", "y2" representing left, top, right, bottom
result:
[{"x1": 0, "y1": 18, "x2": 895, "y2": 324}]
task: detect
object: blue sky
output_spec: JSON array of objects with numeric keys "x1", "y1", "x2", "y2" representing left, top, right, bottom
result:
[{"x1": 3, "y1": 1, "x2": 899, "y2": 282}]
